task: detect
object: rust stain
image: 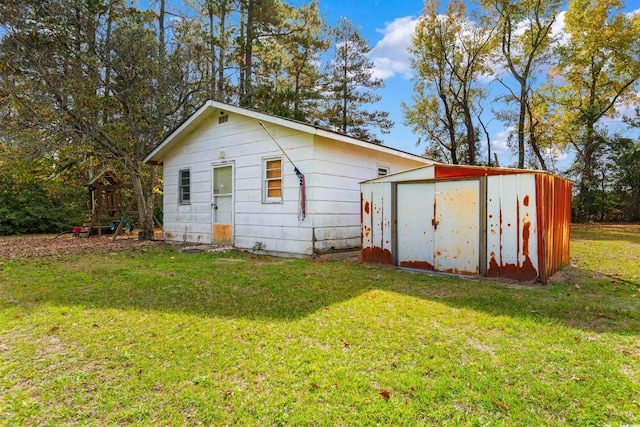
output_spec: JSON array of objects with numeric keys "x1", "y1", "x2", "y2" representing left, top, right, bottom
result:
[
  {"x1": 522, "y1": 220, "x2": 531, "y2": 257},
  {"x1": 441, "y1": 266, "x2": 478, "y2": 276},
  {"x1": 516, "y1": 197, "x2": 521, "y2": 268},
  {"x1": 488, "y1": 252, "x2": 500, "y2": 277},
  {"x1": 434, "y1": 164, "x2": 531, "y2": 178},
  {"x1": 488, "y1": 248, "x2": 538, "y2": 281},
  {"x1": 400, "y1": 260, "x2": 434, "y2": 271},
  {"x1": 362, "y1": 247, "x2": 392, "y2": 265},
  {"x1": 523, "y1": 195, "x2": 530, "y2": 206},
  {"x1": 364, "y1": 226, "x2": 371, "y2": 238},
  {"x1": 213, "y1": 224, "x2": 232, "y2": 243},
  {"x1": 364, "y1": 201, "x2": 370, "y2": 214},
  {"x1": 535, "y1": 174, "x2": 572, "y2": 284}
]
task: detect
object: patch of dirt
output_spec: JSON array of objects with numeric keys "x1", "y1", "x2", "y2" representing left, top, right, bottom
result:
[
  {"x1": 546, "y1": 263, "x2": 610, "y2": 286},
  {"x1": 0, "y1": 233, "x2": 163, "y2": 260}
]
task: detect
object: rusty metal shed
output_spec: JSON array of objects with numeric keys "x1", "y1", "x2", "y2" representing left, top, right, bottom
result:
[{"x1": 360, "y1": 164, "x2": 571, "y2": 284}]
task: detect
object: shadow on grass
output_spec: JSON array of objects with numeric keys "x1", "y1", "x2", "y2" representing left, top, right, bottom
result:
[
  {"x1": 571, "y1": 231, "x2": 640, "y2": 244},
  {"x1": 5, "y1": 248, "x2": 638, "y2": 337}
]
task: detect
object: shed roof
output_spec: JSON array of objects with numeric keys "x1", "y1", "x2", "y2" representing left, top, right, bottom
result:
[
  {"x1": 143, "y1": 100, "x2": 434, "y2": 165},
  {"x1": 362, "y1": 163, "x2": 569, "y2": 184}
]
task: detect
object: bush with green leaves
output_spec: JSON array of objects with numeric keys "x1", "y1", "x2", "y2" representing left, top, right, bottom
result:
[{"x1": 0, "y1": 172, "x2": 86, "y2": 235}]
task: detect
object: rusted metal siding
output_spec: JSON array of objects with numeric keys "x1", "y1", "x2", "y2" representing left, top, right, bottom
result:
[
  {"x1": 361, "y1": 164, "x2": 572, "y2": 283},
  {"x1": 433, "y1": 180, "x2": 480, "y2": 275},
  {"x1": 535, "y1": 174, "x2": 572, "y2": 284},
  {"x1": 486, "y1": 174, "x2": 539, "y2": 281},
  {"x1": 396, "y1": 183, "x2": 435, "y2": 270},
  {"x1": 361, "y1": 182, "x2": 393, "y2": 264},
  {"x1": 434, "y1": 164, "x2": 531, "y2": 178},
  {"x1": 383, "y1": 180, "x2": 481, "y2": 275}
]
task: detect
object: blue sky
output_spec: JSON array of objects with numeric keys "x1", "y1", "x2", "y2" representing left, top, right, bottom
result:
[
  {"x1": 310, "y1": 0, "x2": 640, "y2": 168},
  {"x1": 317, "y1": 0, "x2": 437, "y2": 157}
]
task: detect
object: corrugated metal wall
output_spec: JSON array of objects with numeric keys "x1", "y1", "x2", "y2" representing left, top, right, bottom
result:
[
  {"x1": 536, "y1": 174, "x2": 572, "y2": 283},
  {"x1": 361, "y1": 182, "x2": 393, "y2": 264},
  {"x1": 361, "y1": 166, "x2": 572, "y2": 283},
  {"x1": 486, "y1": 174, "x2": 539, "y2": 282}
]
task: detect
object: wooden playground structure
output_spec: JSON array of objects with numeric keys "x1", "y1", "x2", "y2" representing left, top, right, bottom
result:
[{"x1": 79, "y1": 171, "x2": 138, "y2": 239}]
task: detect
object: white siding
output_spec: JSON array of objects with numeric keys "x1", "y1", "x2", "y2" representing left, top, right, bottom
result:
[
  {"x1": 160, "y1": 107, "x2": 431, "y2": 255},
  {"x1": 310, "y1": 136, "x2": 429, "y2": 252},
  {"x1": 162, "y1": 109, "x2": 314, "y2": 253}
]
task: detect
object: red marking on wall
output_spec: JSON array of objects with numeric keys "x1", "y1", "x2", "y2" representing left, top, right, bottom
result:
[
  {"x1": 399, "y1": 260, "x2": 435, "y2": 271},
  {"x1": 522, "y1": 220, "x2": 531, "y2": 257},
  {"x1": 523, "y1": 195, "x2": 530, "y2": 206},
  {"x1": 364, "y1": 201, "x2": 370, "y2": 214},
  {"x1": 362, "y1": 247, "x2": 392, "y2": 265}
]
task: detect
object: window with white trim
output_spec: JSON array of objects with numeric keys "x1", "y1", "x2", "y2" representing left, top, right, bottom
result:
[
  {"x1": 179, "y1": 169, "x2": 190, "y2": 204},
  {"x1": 264, "y1": 157, "x2": 283, "y2": 202}
]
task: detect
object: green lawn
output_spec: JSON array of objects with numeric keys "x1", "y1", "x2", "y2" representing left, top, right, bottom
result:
[{"x1": 1, "y1": 226, "x2": 639, "y2": 426}]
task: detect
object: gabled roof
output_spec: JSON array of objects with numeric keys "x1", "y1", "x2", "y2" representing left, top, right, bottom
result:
[
  {"x1": 143, "y1": 100, "x2": 434, "y2": 165},
  {"x1": 85, "y1": 170, "x2": 121, "y2": 186}
]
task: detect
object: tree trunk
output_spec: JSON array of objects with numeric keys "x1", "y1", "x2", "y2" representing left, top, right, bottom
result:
[
  {"x1": 127, "y1": 160, "x2": 155, "y2": 240},
  {"x1": 463, "y1": 105, "x2": 475, "y2": 165},
  {"x1": 517, "y1": 85, "x2": 527, "y2": 168},
  {"x1": 576, "y1": 124, "x2": 596, "y2": 222},
  {"x1": 217, "y1": 3, "x2": 227, "y2": 101},
  {"x1": 208, "y1": 2, "x2": 216, "y2": 100},
  {"x1": 242, "y1": 0, "x2": 254, "y2": 106}
]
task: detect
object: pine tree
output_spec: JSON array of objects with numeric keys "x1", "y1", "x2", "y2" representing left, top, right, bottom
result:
[{"x1": 322, "y1": 18, "x2": 392, "y2": 144}]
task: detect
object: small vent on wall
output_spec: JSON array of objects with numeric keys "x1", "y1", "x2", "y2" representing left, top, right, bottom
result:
[{"x1": 219, "y1": 115, "x2": 229, "y2": 124}]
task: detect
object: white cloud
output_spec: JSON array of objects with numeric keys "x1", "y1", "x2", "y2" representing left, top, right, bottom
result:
[
  {"x1": 543, "y1": 147, "x2": 569, "y2": 162},
  {"x1": 626, "y1": 8, "x2": 640, "y2": 18},
  {"x1": 368, "y1": 16, "x2": 417, "y2": 81},
  {"x1": 601, "y1": 98, "x2": 640, "y2": 126},
  {"x1": 551, "y1": 11, "x2": 569, "y2": 46},
  {"x1": 491, "y1": 127, "x2": 513, "y2": 155}
]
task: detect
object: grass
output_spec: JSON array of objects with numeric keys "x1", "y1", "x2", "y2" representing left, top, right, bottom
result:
[{"x1": 1, "y1": 225, "x2": 639, "y2": 426}]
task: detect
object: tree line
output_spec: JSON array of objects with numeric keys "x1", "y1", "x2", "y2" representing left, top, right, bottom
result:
[
  {"x1": 0, "y1": 0, "x2": 390, "y2": 236},
  {"x1": 404, "y1": 0, "x2": 640, "y2": 222},
  {"x1": 0, "y1": 0, "x2": 639, "y2": 237}
]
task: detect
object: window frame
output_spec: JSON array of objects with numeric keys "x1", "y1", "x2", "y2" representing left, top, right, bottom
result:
[
  {"x1": 263, "y1": 156, "x2": 283, "y2": 203},
  {"x1": 178, "y1": 169, "x2": 191, "y2": 205}
]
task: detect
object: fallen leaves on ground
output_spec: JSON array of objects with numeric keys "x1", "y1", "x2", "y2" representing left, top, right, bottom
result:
[{"x1": 0, "y1": 233, "x2": 161, "y2": 260}]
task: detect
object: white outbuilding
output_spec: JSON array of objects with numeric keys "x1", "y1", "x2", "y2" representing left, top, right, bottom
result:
[{"x1": 144, "y1": 100, "x2": 434, "y2": 256}]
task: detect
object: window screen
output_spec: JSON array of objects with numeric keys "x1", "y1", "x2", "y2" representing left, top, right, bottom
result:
[{"x1": 179, "y1": 169, "x2": 190, "y2": 204}]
